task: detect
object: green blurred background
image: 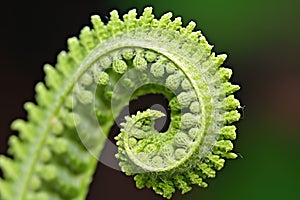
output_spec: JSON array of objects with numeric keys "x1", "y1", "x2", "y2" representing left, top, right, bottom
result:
[{"x1": 0, "y1": 0, "x2": 299, "y2": 199}]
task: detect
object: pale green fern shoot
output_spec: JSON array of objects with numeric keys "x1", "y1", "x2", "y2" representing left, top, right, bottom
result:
[{"x1": 0, "y1": 7, "x2": 240, "y2": 200}]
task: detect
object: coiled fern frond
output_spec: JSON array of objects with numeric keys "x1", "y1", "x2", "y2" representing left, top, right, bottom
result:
[{"x1": 0, "y1": 7, "x2": 240, "y2": 199}]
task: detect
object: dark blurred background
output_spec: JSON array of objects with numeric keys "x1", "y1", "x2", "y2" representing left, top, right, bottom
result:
[{"x1": 0, "y1": 0, "x2": 299, "y2": 199}]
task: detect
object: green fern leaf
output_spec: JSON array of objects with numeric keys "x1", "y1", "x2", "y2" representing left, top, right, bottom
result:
[{"x1": 0, "y1": 7, "x2": 241, "y2": 200}]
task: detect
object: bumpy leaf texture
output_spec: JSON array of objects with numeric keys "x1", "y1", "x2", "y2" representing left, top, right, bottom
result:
[{"x1": 0, "y1": 7, "x2": 241, "y2": 200}]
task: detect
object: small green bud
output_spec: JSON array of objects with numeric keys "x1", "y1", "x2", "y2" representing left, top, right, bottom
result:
[
  {"x1": 113, "y1": 59, "x2": 127, "y2": 74},
  {"x1": 122, "y1": 48, "x2": 134, "y2": 60},
  {"x1": 80, "y1": 73, "x2": 93, "y2": 86},
  {"x1": 174, "y1": 132, "x2": 191, "y2": 147},
  {"x1": 99, "y1": 56, "x2": 112, "y2": 68},
  {"x1": 150, "y1": 62, "x2": 165, "y2": 77},
  {"x1": 133, "y1": 55, "x2": 147, "y2": 71},
  {"x1": 181, "y1": 78, "x2": 192, "y2": 90},
  {"x1": 174, "y1": 148, "x2": 186, "y2": 160},
  {"x1": 77, "y1": 90, "x2": 93, "y2": 105},
  {"x1": 97, "y1": 71, "x2": 110, "y2": 85},
  {"x1": 145, "y1": 50, "x2": 157, "y2": 62},
  {"x1": 190, "y1": 101, "x2": 200, "y2": 113},
  {"x1": 151, "y1": 156, "x2": 163, "y2": 168},
  {"x1": 166, "y1": 74, "x2": 181, "y2": 91}
]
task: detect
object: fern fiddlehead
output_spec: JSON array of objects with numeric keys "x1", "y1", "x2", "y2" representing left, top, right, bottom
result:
[{"x1": 0, "y1": 7, "x2": 240, "y2": 199}]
